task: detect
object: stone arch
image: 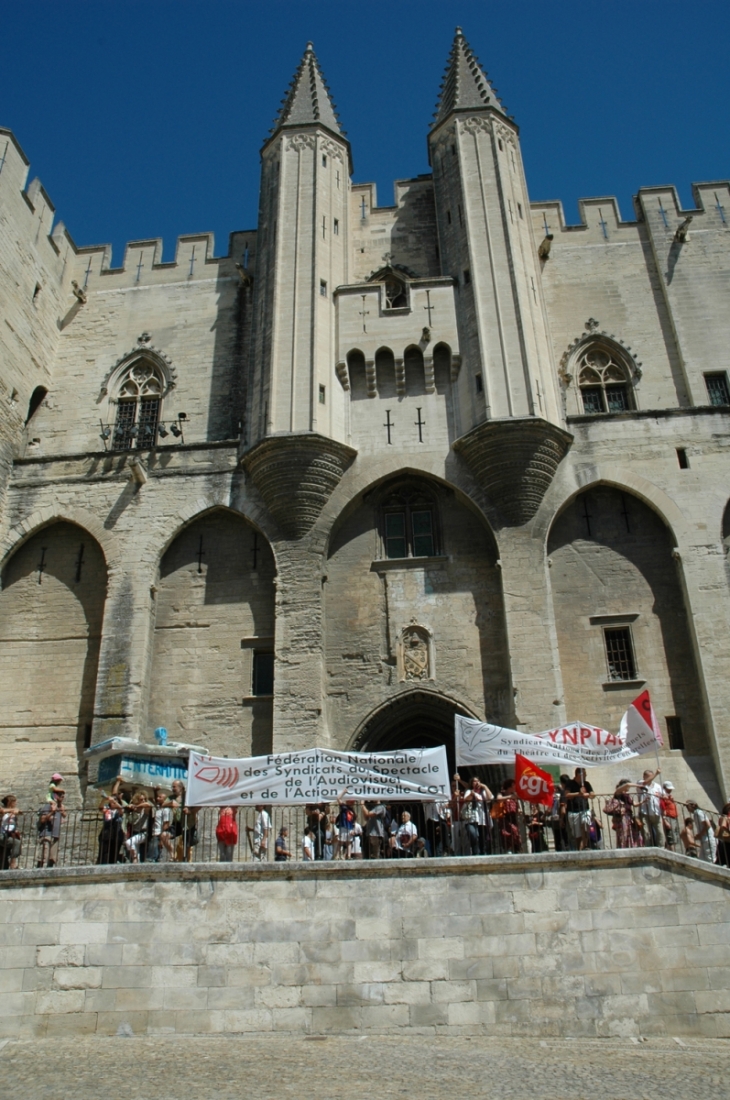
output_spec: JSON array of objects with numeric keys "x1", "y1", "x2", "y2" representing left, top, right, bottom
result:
[
  {"x1": 560, "y1": 329, "x2": 641, "y2": 416},
  {"x1": 404, "y1": 345, "x2": 426, "y2": 397},
  {"x1": 324, "y1": 471, "x2": 511, "y2": 754},
  {"x1": 2, "y1": 506, "x2": 118, "y2": 573},
  {"x1": 0, "y1": 520, "x2": 108, "y2": 805},
  {"x1": 375, "y1": 346, "x2": 396, "y2": 399},
  {"x1": 346, "y1": 349, "x2": 368, "y2": 401},
  {"x1": 148, "y1": 507, "x2": 276, "y2": 757},
  {"x1": 546, "y1": 484, "x2": 708, "y2": 753}
]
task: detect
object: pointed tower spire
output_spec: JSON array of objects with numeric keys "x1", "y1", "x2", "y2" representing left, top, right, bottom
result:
[
  {"x1": 271, "y1": 42, "x2": 345, "y2": 139},
  {"x1": 432, "y1": 27, "x2": 507, "y2": 130}
]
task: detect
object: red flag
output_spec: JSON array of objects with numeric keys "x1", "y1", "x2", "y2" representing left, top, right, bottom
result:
[
  {"x1": 515, "y1": 754, "x2": 554, "y2": 806},
  {"x1": 632, "y1": 689, "x2": 664, "y2": 747}
]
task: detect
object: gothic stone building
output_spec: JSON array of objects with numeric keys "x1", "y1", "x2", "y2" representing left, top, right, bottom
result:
[{"x1": 1, "y1": 30, "x2": 729, "y2": 809}]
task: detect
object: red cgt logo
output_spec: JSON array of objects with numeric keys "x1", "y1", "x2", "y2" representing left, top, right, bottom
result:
[{"x1": 515, "y1": 754, "x2": 554, "y2": 806}]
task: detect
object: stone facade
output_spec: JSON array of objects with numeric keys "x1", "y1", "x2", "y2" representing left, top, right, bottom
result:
[
  {"x1": 1, "y1": 30, "x2": 729, "y2": 807},
  {"x1": 0, "y1": 852, "x2": 729, "y2": 1039}
]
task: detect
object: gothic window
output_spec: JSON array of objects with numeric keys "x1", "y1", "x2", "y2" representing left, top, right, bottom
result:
[
  {"x1": 112, "y1": 360, "x2": 164, "y2": 451},
  {"x1": 383, "y1": 275, "x2": 408, "y2": 310},
  {"x1": 578, "y1": 346, "x2": 633, "y2": 414},
  {"x1": 380, "y1": 485, "x2": 438, "y2": 560}
]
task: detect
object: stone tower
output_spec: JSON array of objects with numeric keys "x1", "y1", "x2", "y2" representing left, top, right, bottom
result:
[
  {"x1": 244, "y1": 44, "x2": 356, "y2": 539},
  {"x1": 431, "y1": 29, "x2": 571, "y2": 524}
]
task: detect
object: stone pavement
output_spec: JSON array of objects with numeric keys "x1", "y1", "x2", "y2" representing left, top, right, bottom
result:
[{"x1": 2, "y1": 1035, "x2": 729, "y2": 1100}]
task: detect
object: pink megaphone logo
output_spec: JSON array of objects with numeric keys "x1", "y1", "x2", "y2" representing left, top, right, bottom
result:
[{"x1": 194, "y1": 764, "x2": 240, "y2": 789}]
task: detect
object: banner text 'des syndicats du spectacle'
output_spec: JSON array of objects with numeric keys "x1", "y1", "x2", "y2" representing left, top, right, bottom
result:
[{"x1": 187, "y1": 747, "x2": 449, "y2": 806}]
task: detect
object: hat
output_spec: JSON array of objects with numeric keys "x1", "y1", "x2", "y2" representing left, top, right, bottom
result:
[
  {"x1": 51, "y1": 773, "x2": 64, "y2": 782},
  {"x1": 663, "y1": 781, "x2": 674, "y2": 790}
]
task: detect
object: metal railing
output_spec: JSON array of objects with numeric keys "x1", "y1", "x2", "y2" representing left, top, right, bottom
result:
[{"x1": 0, "y1": 798, "x2": 724, "y2": 870}]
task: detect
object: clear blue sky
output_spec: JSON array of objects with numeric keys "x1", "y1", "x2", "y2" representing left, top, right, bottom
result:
[{"x1": 2, "y1": 0, "x2": 728, "y2": 264}]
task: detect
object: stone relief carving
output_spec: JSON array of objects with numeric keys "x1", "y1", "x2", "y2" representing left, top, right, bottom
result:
[
  {"x1": 494, "y1": 120, "x2": 517, "y2": 147},
  {"x1": 320, "y1": 136, "x2": 345, "y2": 162},
  {"x1": 559, "y1": 321, "x2": 643, "y2": 386},
  {"x1": 286, "y1": 133, "x2": 317, "y2": 152},
  {"x1": 460, "y1": 116, "x2": 492, "y2": 136},
  {"x1": 397, "y1": 622, "x2": 433, "y2": 683}
]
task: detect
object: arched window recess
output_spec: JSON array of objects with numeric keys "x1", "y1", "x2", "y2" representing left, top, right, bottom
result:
[
  {"x1": 560, "y1": 324, "x2": 641, "y2": 416},
  {"x1": 98, "y1": 337, "x2": 181, "y2": 451}
]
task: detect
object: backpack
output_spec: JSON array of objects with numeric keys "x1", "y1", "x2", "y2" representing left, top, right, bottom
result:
[{"x1": 216, "y1": 812, "x2": 238, "y2": 847}]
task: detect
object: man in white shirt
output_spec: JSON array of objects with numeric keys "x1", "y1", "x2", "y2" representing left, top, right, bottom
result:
[
  {"x1": 636, "y1": 768, "x2": 664, "y2": 848},
  {"x1": 247, "y1": 804, "x2": 271, "y2": 862},
  {"x1": 302, "y1": 828, "x2": 315, "y2": 861},
  {"x1": 394, "y1": 811, "x2": 418, "y2": 858},
  {"x1": 686, "y1": 800, "x2": 717, "y2": 864}
]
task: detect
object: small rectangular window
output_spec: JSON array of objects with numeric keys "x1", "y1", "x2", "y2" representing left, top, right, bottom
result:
[
  {"x1": 137, "y1": 397, "x2": 160, "y2": 447},
  {"x1": 322, "y1": 154, "x2": 327, "y2": 167},
  {"x1": 319, "y1": 280, "x2": 327, "y2": 297},
  {"x1": 319, "y1": 384, "x2": 326, "y2": 404},
  {"x1": 384, "y1": 512, "x2": 407, "y2": 560},
  {"x1": 112, "y1": 399, "x2": 137, "y2": 451},
  {"x1": 604, "y1": 627, "x2": 636, "y2": 681},
  {"x1": 498, "y1": 139, "x2": 503, "y2": 152},
  {"x1": 458, "y1": 204, "x2": 462, "y2": 226},
  {"x1": 666, "y1": 716, "x2": 684, "y2": 751},
  {"x1": 252, "y1": 652, "x2": 274, "y2": 696},
  {"x1": 705, "y1": 372, "x2": 730, "y2": 406},
  {"x1": 463, "y1": 269, "x2": 471, "y2": 285},
  {"x1": 677, "y1": 447, "x2": 689, "y2": 469},
  {"x1": 475, "y1": 374, "x2": 483, "y2": 394},
  {"x1": 451, "y1": 144, "x2": 456, "y2": 156},
  {"x1": 333, "y1": 218, "x2": 339, "y2": 235},
  {"x1": 412, "y1": 510, "x2": 435, "y2": 558},
  {"x1": 518, "y1": 202, "x2": 523, "y2": 218},
  {"x1": 447, "y1": 211, "x2": 452, "y2": 225}
]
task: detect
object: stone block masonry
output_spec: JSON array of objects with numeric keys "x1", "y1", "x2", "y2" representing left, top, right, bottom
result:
[{"x1": 0, "y1": 850, "x2": 728, "y2": 1040}]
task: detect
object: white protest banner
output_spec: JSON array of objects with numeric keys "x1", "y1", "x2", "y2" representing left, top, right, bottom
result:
[
  {"x1": 187, "y1": 746, "x2": 450, "y2": 806},
  {"x1": 456, "y1": 693, "x2": 662, "y2": 769}
]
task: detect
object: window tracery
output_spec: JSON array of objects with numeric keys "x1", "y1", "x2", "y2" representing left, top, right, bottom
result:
[
  {"x1": 112, "y1": 359, "x2": 165, "y2": 451},
  {"x1": 577, "y1": 346, "x2": 633, "y2": 414}
]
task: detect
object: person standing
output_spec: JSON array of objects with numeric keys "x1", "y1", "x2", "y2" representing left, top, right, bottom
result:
[
  {"x1": 393, "y1": 811, "x2": 418, "y2": 857},
  {"x1": 686, "y1": 800, "x2": 717, "y2": 864},
  {"x1": 636, "y1": 768, "x2": 664, "y2": 847},
  {"x1": 302, "y1": 827, "x2": 315, "y2": 861},
  {"x1": 361, "y1": 800, "x2": 386, "y2": 860},
  {"x1": 37, "y1": 790, "x2": 67, "y2": 868},
  {"x1": 565, "y1": 768, "x2": 594, "y2": 852},
  {"x1": 215, "y1": 806, "x2": 238, "y2": 862},
  {"x1": 714, "y1": 804, "x2": 730, "y2": 867},
  {"x1": 660, "y1": 782, "x2": 680, "y2": 850},
  {"x1": 247, "y1": 804, "x2": 271, "y2": 862},
  {"x1": 462, "y1": 777, "x2": 493, "y2": 855},
  {"x1": 275, "y1": 825, "x2": 292, "y2": 862},
  {"x1": 0, "y1": 795, "x2": 21, "y2": 870}
]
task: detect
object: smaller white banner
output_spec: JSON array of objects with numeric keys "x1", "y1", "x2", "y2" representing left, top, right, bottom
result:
[
  {"x1": 187, "y1": 746, "x2": 450, "y2": 807},
  {"x1": 456, "y1": 693, "x2": 660, "y2": 769}
]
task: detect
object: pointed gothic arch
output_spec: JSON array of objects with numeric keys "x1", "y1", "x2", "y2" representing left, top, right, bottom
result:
[
  {"x1": 0, "y1": 520, "x2": 108, "y2": 803},
  {"x1": 546, "y1": 484, "x2": 708, "y2": 753},
  {"x1": 148, "y1": 508, "x2": 276, "y2": 757},
  {"x1": 560, "y1": 325, "x2": 642, "y2": 417}
]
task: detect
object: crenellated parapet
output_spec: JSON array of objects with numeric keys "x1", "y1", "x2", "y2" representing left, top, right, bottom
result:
[
  {"x1": 242, "y1": 432, "x2": 356, "y2": 539},
  {"x1": 453, "y1": 417, "x2": 573, "y2": 526}
]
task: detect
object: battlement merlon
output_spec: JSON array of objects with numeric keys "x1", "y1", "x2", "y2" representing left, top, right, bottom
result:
[
  {"x1": 531, "y1": 181, "x2": 730, "y2": 242},
  {"x1": 0, "y1": 127, "x2": 78, "y2": 281},
  {"x1": 68, "y1": 229, "x2": 258, "y2": 291}
]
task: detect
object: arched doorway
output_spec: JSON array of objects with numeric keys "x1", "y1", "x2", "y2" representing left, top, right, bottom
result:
[{"x1": 352, "y1": 689, "x2": 508, "y2": 789}]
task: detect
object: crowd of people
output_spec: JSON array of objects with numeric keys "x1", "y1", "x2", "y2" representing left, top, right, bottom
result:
[{"x1": 1, "y1": 767, "x2": 729, "y2": 869}]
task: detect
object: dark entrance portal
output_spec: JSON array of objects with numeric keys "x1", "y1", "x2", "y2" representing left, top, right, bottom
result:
[{"x1": 353, "y1": 690, "x2": 507, "y2": 789}]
